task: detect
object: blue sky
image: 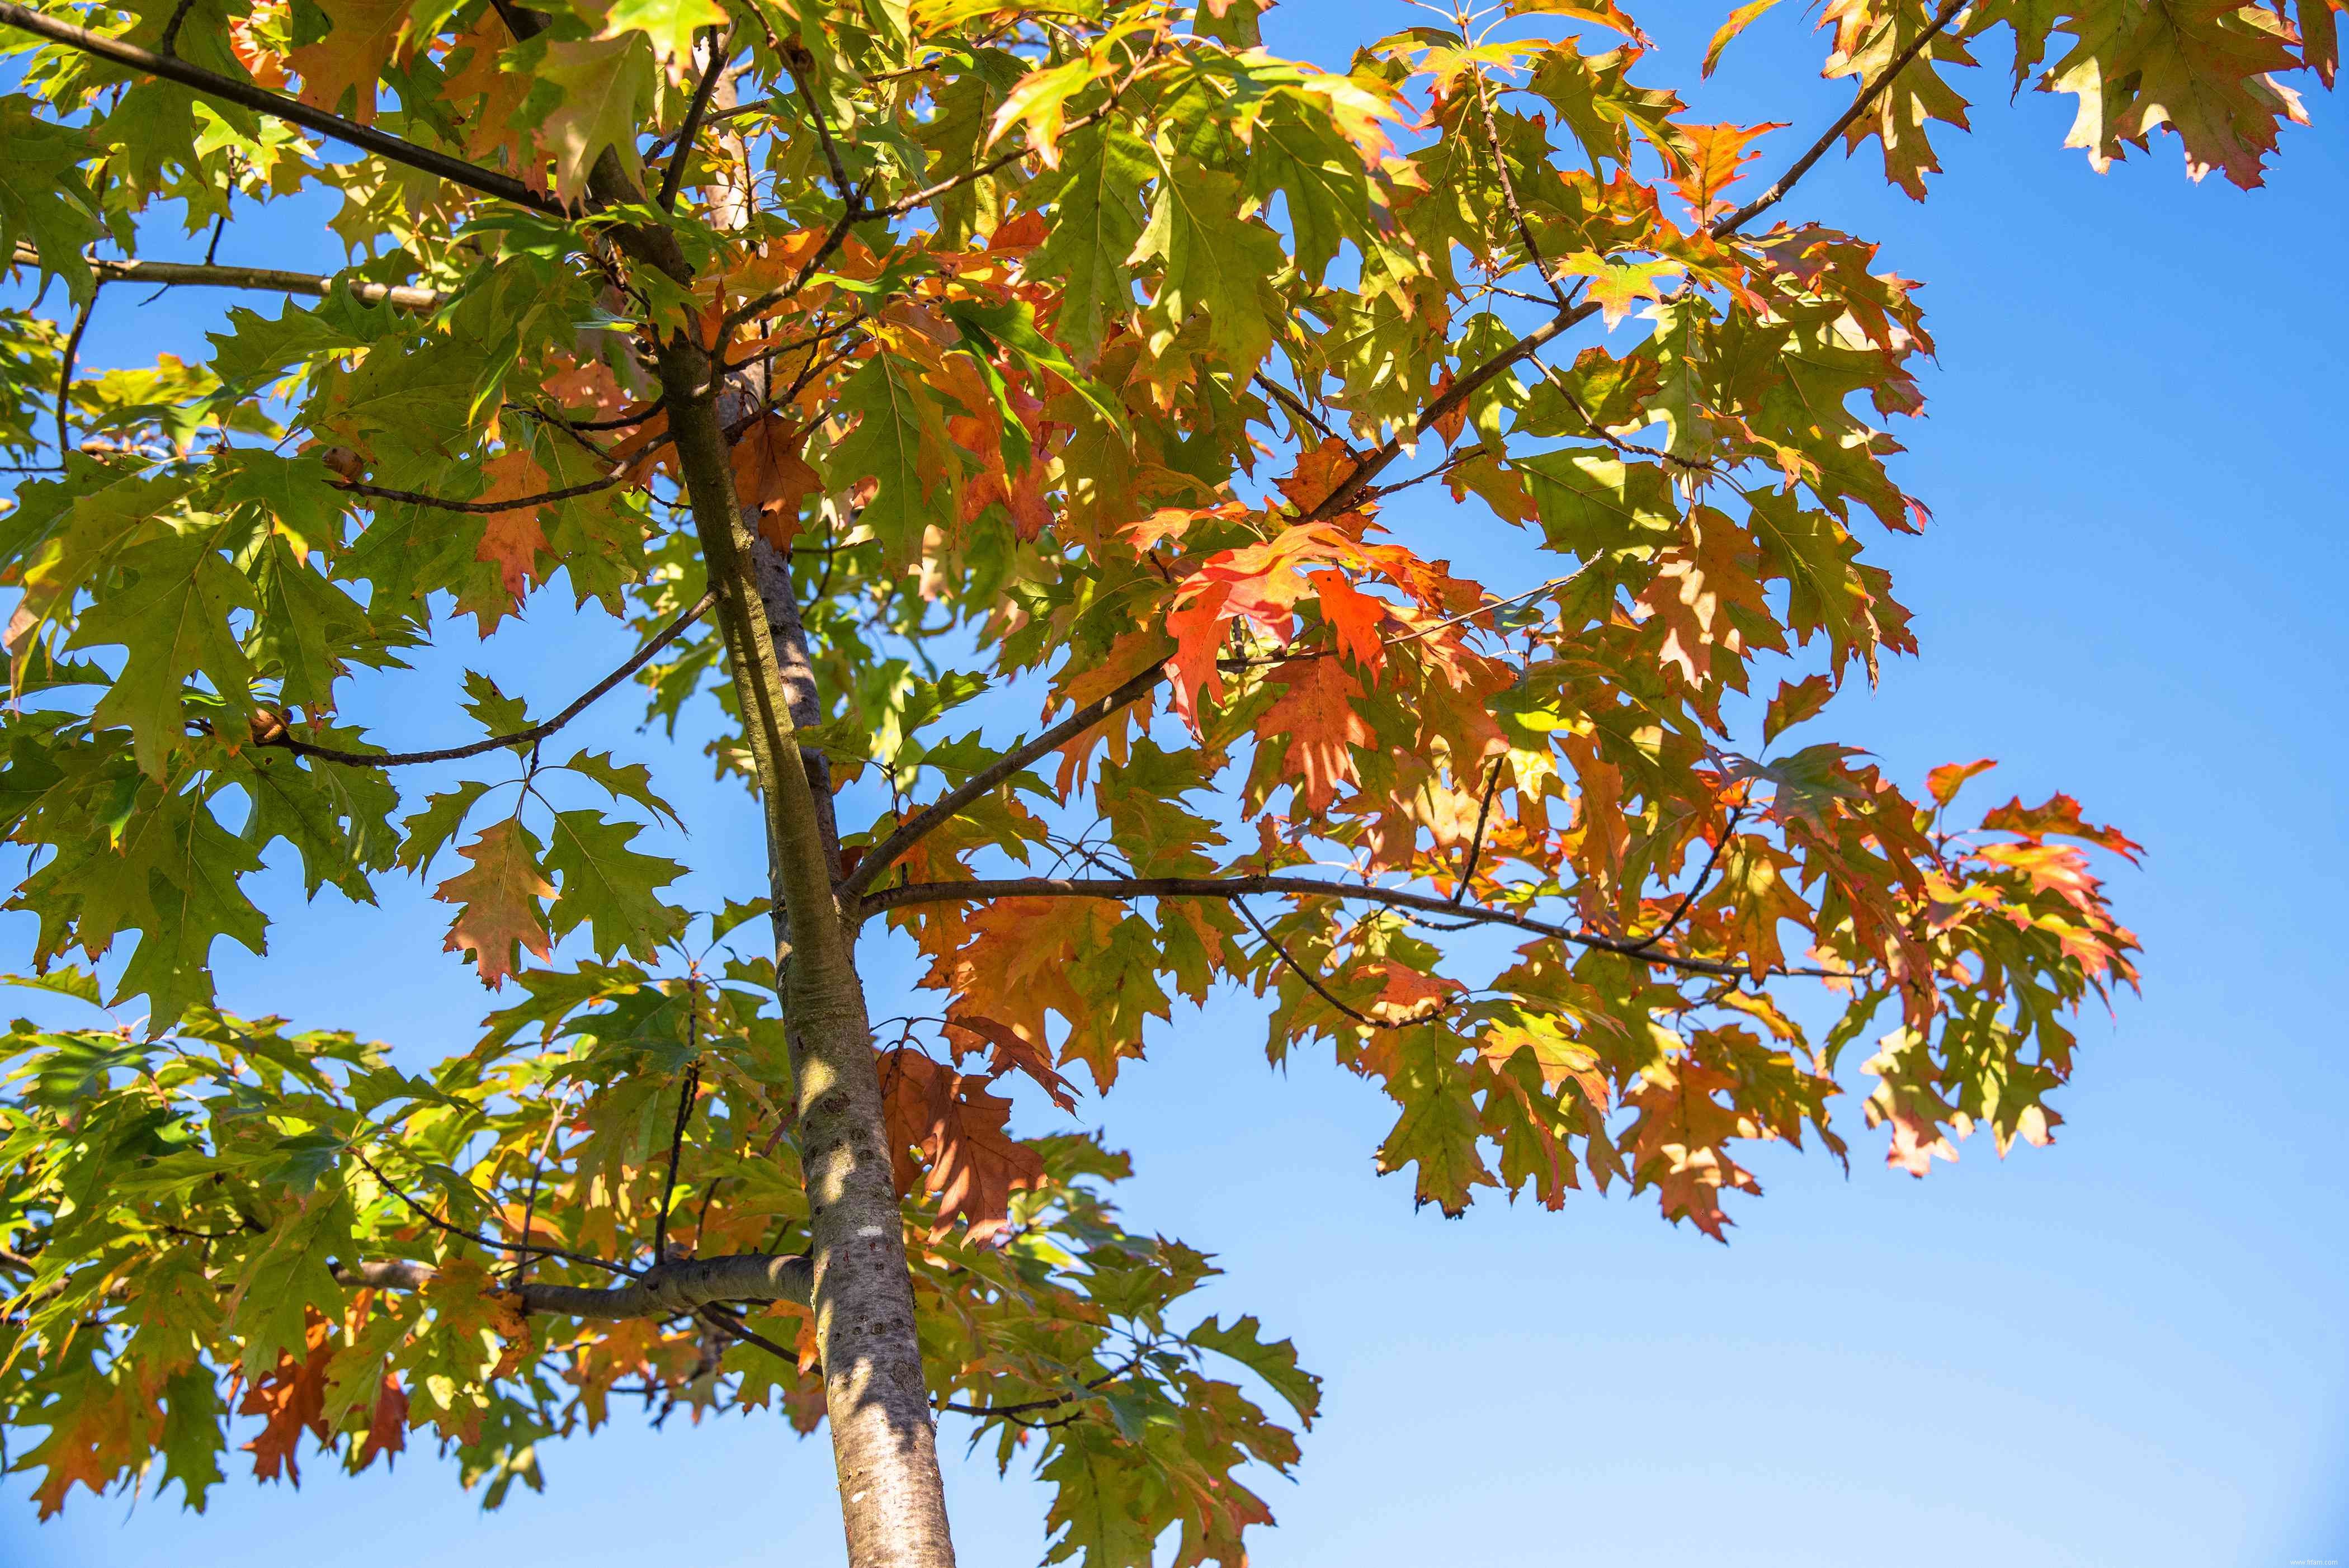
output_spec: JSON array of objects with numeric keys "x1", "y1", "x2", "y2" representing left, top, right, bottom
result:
[{"x1": 6, "y1": 3, "x2": 2347, "y2": 1565}]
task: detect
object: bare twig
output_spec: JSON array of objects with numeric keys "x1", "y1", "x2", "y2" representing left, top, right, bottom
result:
[
  {"x1": 265, "y1": 588, "x2": 716, "y2": 768},
  {"x1": 347, "y1": 1145, "x2": 642, "y2": 1278},
  {"x1": 11, "y1": 242, "x2": 443, "y2": 309},
  {"x1": 1251, "y1": 372, "x2": 1339, "y2": 443},
  {"x1": 56, "y1": 286, "x2": 98, "y2": 459},
  {"x1": 649, "y1": 1053, "x2": 702, "y2": 1264},
  {"x1": 1620, "y1": 803, "x2": 1745, "y2": 955}
]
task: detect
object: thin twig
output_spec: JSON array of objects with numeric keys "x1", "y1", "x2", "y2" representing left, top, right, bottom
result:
[
  {"x1": 1620, "y1": 803, "x2": 1745, "y2": 955},
  {"x1": 1251, "y1": 372, "x2": 1338, "y2": 443},
  {"x1": 840, "y1": 661, "x2": 1166, "y2": 897},
  {"x1": 694, "y1": 1300, "x2": 796, "y2": 1362},
  {"x1": 56, "y1": 286, "x2": 98, "y2": 458},
  {"x1": 1452, "y1": 757, "x2": 1507, "y2": 904},
  {"x1": 649, "y1": 1052, "x2": 702, "y2": 1264},
  {"x1": 348, "y1": 1145, "x2": 643, "y2": 1278},
  {"x1": 507, "y1": 1085, "x2": 575, "y2": 1291},
  {"x1": 783, "y1": 50, "x2": 856, "y2": 204},
  {"x1": 1236, "y1": 899, "x2": 1446, "y2": 1032},
  {"x1": 661, "y1": 27, "x2": 735, "y2": 212},
  {"x1": 266, "y1": 588, "x2": 716, "y2": 768},
  {"x1": 1466, "y1": 31, "x2": 1570, "y2": 308}
]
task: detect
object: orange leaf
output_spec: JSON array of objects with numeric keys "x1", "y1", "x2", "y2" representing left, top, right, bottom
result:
[
  {"x1": 1981, "y1": 792, "x2": 2145, "y2": 862},
  {"x1": 1925, "y1": 757, "x2": 1996, "y2": 805},
  {"x1": 877, "y1": 1048, "x2": 1045, "y2": 1240},
  {"x1": 433, "y1": 819, "x2": 554, "y2": 988},
  {"x1": 1275, "y1": 437, "x2": 1365, "y2": 516},
  {"x1": 353, "y1": 1375, "x2": 408, "y2": 1470},
  {"x1": 287, "y1": 0, "x2": 414, "y2": 125},
  {"x1": 473, "y1": 450, "x2": 552, "y2": 604},
  {"x1": 1670, "y1": 121, "x2": 1790, "y2": 223}
]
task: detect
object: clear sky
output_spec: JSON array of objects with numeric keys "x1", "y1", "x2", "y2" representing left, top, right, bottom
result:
[{"x1": 5, "y1": 4, "x2": 2346, "y2": 1565}]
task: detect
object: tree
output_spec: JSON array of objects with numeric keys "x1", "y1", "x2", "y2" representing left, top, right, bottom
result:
[{"x1": 0, "y1": 0, "x2": 2323, "y2": 1561}]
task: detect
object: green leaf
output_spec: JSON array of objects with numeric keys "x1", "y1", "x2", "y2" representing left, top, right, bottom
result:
[
  {"x1": 1026, "y1": 121, "x2": 1154, "y2": 362},
  {"x1": 69, "y1": 526, "x2": 257, "y2": 779},
  {"x1": 224, "y1": 1188, "x2": 351, "y2": 1375},
  {"x1": 0, "y1": 99, "x2": 102, "y2": 302},
  {"x1": 1135, "y1": 161, "x2": 1286, "y2": 374},
  {"x1": 1515, "y1": 447, "x2": 1678, "y2": 558},
  {"x1": 398, "y1": 780, "x2": 496, "y2": 875},
  {"x1": 591, "y1": 0, "x2": 724, "y2": 64},
  {"x1": 543, "y1": 809, "x2": 687, "y2": 962},
  {"x1": 461, "y1": 672, "x2": 531, "y2": 743},
  {"x1": 535, "y1": 35, "x2": 658, "y2": 205},
  {"x1": 246, "y1": 536, "x2": 372, "y2": 712},
  {"x1": 1186, "y1": 1313, "x2": 1322, "y2": 1424},
  {"x1": 828, "y1": 351, "x2": 958, "y2": 568},
  {"x1": 559, "y1": 749, "x2": 681, "y2": 829},
  {"x1": 157, "y1": 1366, "x2": 228, "y2": 1512}
]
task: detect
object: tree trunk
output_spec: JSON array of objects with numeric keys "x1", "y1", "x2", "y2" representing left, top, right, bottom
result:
[{"x1": 652, "y1": 301, "x2": 958, "y2": 1568}]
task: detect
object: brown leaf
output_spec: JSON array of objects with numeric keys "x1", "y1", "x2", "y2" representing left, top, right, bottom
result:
[
  {"x1": 433, "y1": 819, "x2": 555, "y2": 988},
  {"x1": 942, "y1": 1011, "x2": 1078, "y2": 1112}
]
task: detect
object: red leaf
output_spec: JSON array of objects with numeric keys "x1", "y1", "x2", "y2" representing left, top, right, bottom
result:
[{"x1": 1309, "y1": 570, "x2": 1388, "y2": 674}]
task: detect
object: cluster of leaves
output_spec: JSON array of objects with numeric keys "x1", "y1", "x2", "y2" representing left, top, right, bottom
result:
[
  {"x1": 0, "y1": 957, "x2": 1317, "y2": 1561},
  {"x1": 0, "y1": 0, "x2": 2324, "y2": 1557}
]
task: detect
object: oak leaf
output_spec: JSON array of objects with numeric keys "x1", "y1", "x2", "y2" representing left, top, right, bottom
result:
[{"x1": 433, "y1": 819, "x2": 555, "y2": 988}]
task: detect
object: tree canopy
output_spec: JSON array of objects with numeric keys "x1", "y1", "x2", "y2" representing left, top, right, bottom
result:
[{"x1": 0, "y1": 0, "x2": 2323, "y2": 1563}]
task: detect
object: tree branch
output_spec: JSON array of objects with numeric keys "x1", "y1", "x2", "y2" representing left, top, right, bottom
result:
[
  {"x1": 338, "y1": 1251, "x2": 813, "y2": 1319},
  {"x1": 862, "y1": 873, "x2": 1853, "y2": 981},
  {"x1": 263, "y1": 588, "x2": 716, "y2": 767},
  {"x1": 0, "y1": 1, "x2": 568, "y2": 217},
  {"x1": 838, "y1": 662, "x2": 1167, "y2": 898},
  {"x1": 1711, "y1": 0, "x2": 1969, "y2": 238},
  {"x1": 331, "y1": 471, "x2": 628, "y2": 515},
  {"x1": 11, "y1": 242, "x2": 443, "y2": 309}
]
